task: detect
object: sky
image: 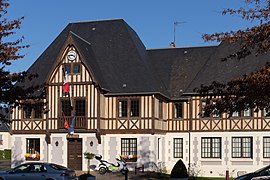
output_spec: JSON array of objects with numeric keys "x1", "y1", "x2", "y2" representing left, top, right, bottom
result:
[{"x1": 7, "y1": 0, "x2": 255, "y2": 72}]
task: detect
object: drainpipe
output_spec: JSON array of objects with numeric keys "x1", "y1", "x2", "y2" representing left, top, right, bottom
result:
[{"x1": 188, "y1": 97, "x2": 192, "y2": 173}]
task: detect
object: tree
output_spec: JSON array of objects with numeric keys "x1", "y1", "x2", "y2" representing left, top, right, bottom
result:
[
  {"x1": 0, "y1": 0, "x2": 38, "y2": 123},
  {"x1": 196, "y1": 0, "x2": 270, "y2": 115}
]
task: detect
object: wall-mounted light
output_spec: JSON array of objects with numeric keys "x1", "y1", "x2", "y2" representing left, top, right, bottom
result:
[
  {"x1": 55, "y1": 141, "x2": 59, "y2": 147},
  {"x1": 90, "y1": 141, "x2": 93, "y2": 147}
]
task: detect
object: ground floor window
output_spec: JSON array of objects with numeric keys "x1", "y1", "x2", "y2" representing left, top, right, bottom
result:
[
  {"x1": 173, "y1": 138, "x2": 183, "y2": 158},
  {"x1": 25, "y1": 138, "x2": 40, "y2": 161},
  {"x1": 121, "y1": 138, "x2": 137, "y2": 162},
  {"x1": 201, "y1": 137, "x2": 221, "y2": 158},
  {"x1": 232, "y1": 137, "x2": 252, "y2": 158},
  {"x1": 263, "y1": 137, "x2": 270, "y2": 158}
]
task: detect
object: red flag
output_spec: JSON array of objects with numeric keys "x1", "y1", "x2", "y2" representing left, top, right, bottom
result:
[
  {"x1": 63, "y1": 70, "x2": 70, "y2": 96},
  {"x1": 62, "y1": 112, "x2": 70, "y2": 129}
]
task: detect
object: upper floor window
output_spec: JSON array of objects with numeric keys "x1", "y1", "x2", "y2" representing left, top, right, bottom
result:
[
  {"x1": 159, "y1": 100, "x2": 163, "y2": 119},
  {"x1": 263, "y1": 108, "x2": 270, "y2": 117},
  {"x1": 61, "y1": 98, "x2": 86, "y2": 116},
  {"x1": 243, "y1": 108, "x2": 252, "y2": 117},
  {"x1": 174, "y1": 102, "x2": 183, "y2": 119},
  {"x1": 232, "y1": 137, "x2": 252, "y2": 158},
  {"x1": 201, "y1": 137, "x2": 221, "y2": 158},
  {"x1": 118, "y1": 98, "x2": 139, "y2": 118},
  {"x1": 23, "y1": 103, "x2": 43, "y2": 119},
  {"x1": 201, "y1": 99, "x2": 220, "y2": 118},
  {"x1": 63, "y1": 63, "x2": 81, "y2": 74}
]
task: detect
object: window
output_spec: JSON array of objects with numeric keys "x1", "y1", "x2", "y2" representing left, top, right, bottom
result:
[
  {"x1": 173, "y1": 138, "x2": 183, "y2": 158},
  {"x1": 201, "y1": 99, "x2": 220, "y2": 118},
  {"x1": 131, "y1": 99, "x2": 139, "y2": 117},
  {"x1": 75, "y1": 99, "x2": 85, "y2": 116},
  {"x1": 232, "y1": 111, "x2": 240, "y2": 117},
  {"x1": 64, "y1": 63, "x2": 81, "y2": 74},
  {"x1": 201, "y1": 137, "x2": 221, "y2": 158},
  {"x1": 263, "y1": 137, "x2": 270, "y2": 158},
  {"x1": 34, "y1": 103, "x2": 43, "y2": 119},
  {"x1": 201, "y1": 99, "x2": 210, "y2": 117},
  {"x1": 263, "y1": 108, "x2": 270, "y2": 117},
  {"x1": 73, "y1": 63, "x2": 80, "y2": 74},
  {"x1": 23, "y1": 102, "x2": 43, "y2": 119},
  {"x1": 118, "y1": 98, "x2": 139, "y2": 118},
  {"x1": 23, "y1": 104, "x2": 32, "y2": 119},
  {"x1": 232, "y1": 137, "x2": 252, "y2": 158},
  {"x1": 0, "y1": 135, "x2": 3, "y2": 145},
  {"x1": 119, "y1": 100, "x2": 128, "y2": 117},
  {"x1": 174, "y1": 102, "x2": 182, "y2": 119},
  {"x1": 159, "y1": 100, "x2": 163, "y2": 119},
  {"x1": 243, "y1": 108, "x2": 252, "y2": 117},
  {"x1": 121, "y1": 138, "x2": 137, "y2": 162},
  {"x1": 64, "y1": 64, "x2": 71, "y2": 74},
  {"x1": 61, "y1": 99, "x2": 72, "y2": 116},
  {"x1": 26, "y1": 138, "x2": 40, "y2": 161}
]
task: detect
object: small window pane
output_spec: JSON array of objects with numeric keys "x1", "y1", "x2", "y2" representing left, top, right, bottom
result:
[
  {"x1": 75, "y1": 99, "x2": 85, "y2": 116},
  {"x1": 64, "y1": 64, "x2": 71, "y2": 74},
  {"x1": 23, "y1": 105, "x2": 32, "y2": 119},
  {"x1": 73, "y1": 64, "x2": 80, "y2": 73},
  {"x1": 62, "y1": 100, "x2": 71, "y2": 116}
]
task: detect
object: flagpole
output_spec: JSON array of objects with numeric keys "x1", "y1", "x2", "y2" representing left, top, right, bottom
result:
[{"x1": 173, "y1": 21, "x2": 187, "y2": 45}]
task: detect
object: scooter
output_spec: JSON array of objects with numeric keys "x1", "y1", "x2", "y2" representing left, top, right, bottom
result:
[{"x1": 95, "y1": 154, "x2": 128, "y2": 175}]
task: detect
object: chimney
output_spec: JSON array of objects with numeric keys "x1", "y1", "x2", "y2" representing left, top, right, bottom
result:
[{"x1": 170, "y1": 41, "x2": 175, "y2": 48}]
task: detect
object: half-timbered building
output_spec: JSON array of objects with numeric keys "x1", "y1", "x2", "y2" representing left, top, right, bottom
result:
[{"x1": 10, "y1": 19, "x2": 270, "y2": 178}]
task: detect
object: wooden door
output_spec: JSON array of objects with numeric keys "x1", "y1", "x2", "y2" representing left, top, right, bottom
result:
[{"x1": 68, "y1": 138, "x2": 82, "y2": 170}]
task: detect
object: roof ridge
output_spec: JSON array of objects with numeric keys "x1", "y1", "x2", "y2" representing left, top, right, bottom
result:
[
  {"x1": 69, "y1": 18, "x2": 123, "y2": 24},
  {"x1": 69, "y1": 31, "x2": 91, "y2": 46}
]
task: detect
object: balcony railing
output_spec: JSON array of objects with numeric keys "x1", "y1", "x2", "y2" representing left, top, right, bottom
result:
[{"x1": 58, "y1": 116, "x2": 87, "y2": 129}]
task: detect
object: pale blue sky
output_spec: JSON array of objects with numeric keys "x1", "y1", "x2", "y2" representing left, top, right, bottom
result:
[{"x1": 7, "y1": 0, "x2": 255, "y2": 72}]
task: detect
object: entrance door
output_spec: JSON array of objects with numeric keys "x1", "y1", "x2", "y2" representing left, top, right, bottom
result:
[{"x1": 68, "y1": 138, "x2": 82, "y2": 170}]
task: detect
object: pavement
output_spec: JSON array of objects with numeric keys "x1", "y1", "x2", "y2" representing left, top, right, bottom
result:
[{"x1": 75, "y1": 170, "x2": 169, "y2": 180}]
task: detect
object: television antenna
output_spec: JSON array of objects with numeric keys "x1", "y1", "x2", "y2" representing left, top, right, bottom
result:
[{"x1": 173, "y1": 21, "x2": 187, "y2": 45}]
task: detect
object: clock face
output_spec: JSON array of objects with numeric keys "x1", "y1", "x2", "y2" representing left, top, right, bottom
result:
[{"x1": 67, "y1": 50, "x2": 77, "y2": 61}]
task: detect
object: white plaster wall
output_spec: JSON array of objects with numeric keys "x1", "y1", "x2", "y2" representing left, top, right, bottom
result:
[
  {"x1": 188, "y1": 131, "x2": 270, "y2": 178},
  {"x1": 0, "y1": 132, "x2": 11, "y2": 150},
  {"x1": 11, "y1": 134, "x2": 46, "y2": 167}
]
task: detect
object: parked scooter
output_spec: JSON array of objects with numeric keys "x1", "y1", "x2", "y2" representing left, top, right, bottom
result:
[{"x1": 95, "y1": 154, "x2": 128, "y2": 175}]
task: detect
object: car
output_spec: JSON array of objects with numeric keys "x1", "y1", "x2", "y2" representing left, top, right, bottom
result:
[
  {"x1": 235, "y1": 165, "x2": 270, "y2": 180},
  {"x1": 0, "y1": 162, "x2": 76, "y2": 180}
]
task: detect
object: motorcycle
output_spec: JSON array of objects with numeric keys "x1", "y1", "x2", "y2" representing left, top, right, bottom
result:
[{"x1": 95, "y1": 154, "x2": 128, "y2": 175}]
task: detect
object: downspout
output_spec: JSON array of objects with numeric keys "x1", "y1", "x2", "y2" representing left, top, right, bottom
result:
[{"x1": 188, "y1": 97, "x2": 192, "y2": 173}]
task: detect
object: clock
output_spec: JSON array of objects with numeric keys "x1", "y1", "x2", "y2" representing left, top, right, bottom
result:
[{"x1": 67, "y1": 50, "x2": 77, "y2": 61}]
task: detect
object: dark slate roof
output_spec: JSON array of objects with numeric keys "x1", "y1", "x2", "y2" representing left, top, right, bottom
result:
[
  {"x1": 185, "y1": 41, "x2": 270, "y2": 93},
  {"x1": 147, "y1": 46, "x2": 218, "y2": 99},
  {"x1": 22, "y1": 18, "x2": 269, "y2": 100},
  {"x1": 24, "y1": 19, "x2": 168, "y2": 97}
]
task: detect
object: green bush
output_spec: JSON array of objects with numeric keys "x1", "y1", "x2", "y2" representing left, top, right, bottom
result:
[
  {"x1": 170, "y1": 159, "x2": 189, "y2": 178},
  {"x1": 0, "y1": 149, "x2": 11, "y2": 160}
]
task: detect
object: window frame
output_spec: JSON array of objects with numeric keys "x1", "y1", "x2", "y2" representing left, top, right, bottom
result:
[
  {"x1": 26, "y1": 138, "x2": 40, "y2": 161},
  {"x1": 173, "y1": 138, "x2": 183, "y2": 158},
  {"x1": 232, "y1": 137, "x2": 253, "y2": 158},
  {"x1": 121, "y1": 138, "x2": 137, "y2": 162},
  {"x1": 63, "y1": 62, "x2": 81, "y2": 74},
  {"x1": 174, "y1": 102, "x2": 183, "y2": 119},
  {"x1": 118, "y1": 98, "x2": 140, "y2": 118},
  {"x1": 263, "y1": 137, "x2": 270, "y2": 158},
  {"x1": 201, "y1": 137, "x2": 221, "y2": 158}
]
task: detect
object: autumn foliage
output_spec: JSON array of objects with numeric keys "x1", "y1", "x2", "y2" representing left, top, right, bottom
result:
[
  {"x1": 0, "y1": 0, "x2": 38, "y2": 122},
  {"x1": 197, "y1": 0, "x2": 270, "y2": 116}
]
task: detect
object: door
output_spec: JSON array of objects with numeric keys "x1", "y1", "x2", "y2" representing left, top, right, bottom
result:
[{"x1": 68, "y1": 138, "x2": 82, "y2": 170}]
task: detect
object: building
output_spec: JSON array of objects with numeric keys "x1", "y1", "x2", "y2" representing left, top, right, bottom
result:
[{"x1": 10, "y1": 19, "x2": 270, "y2": 178}]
